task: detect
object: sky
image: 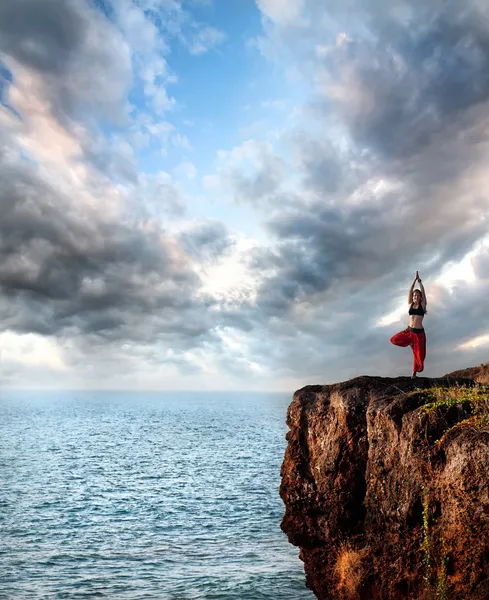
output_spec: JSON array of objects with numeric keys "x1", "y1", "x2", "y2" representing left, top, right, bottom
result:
[{"x1": 1, "y1": 0, "x2": 489, "y2": 391}]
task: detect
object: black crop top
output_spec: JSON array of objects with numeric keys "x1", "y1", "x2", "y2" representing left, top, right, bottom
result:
[{"x1": 409, "y1": 303, "x2": 425, "y2": 316}]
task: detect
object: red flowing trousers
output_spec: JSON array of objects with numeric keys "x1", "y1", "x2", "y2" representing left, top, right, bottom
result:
[{"x1": 390, "y1": 328, "x2": 426, "y2": 373}]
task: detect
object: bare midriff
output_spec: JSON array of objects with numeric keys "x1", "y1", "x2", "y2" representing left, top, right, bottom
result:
[{"x1": 409, "y1": 310, "x2": 424, "y2": 329}]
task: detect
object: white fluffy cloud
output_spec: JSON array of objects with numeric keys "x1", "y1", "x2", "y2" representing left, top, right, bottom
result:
[{"x1": 257, "y1": 0, "x2": 305, "y2": 26}]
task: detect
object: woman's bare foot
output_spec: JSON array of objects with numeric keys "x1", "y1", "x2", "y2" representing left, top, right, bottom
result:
[{"x1": 411, "y1": 371, "x2": 417, "y2": 378}]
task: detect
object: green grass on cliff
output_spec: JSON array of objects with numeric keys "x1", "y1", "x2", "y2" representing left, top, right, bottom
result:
[
  {"x1": 417, "y1": 385, "x2": 488, "y2": 599},
  {"x1": 420, "y1": 384, "x2": 489, "y2": 445}
]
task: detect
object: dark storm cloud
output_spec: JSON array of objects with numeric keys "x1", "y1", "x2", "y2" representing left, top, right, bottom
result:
[
  {"x1": 472, "y1": 247, "x2": 489, "y2": 280},
  {"x1": 179, "y1": 221, "x2": 236, "y2": 262},
  {"x1": 0, "y1": 0, "x2": 84, "y2": 74},
  {"x1": 296, "y1": 0, "x2": 489, "y2": 160},
  {"x1": 293, "y1": 137, "x2": 345, "y2": 195},
  {"x1": 0, "y1": 0, "x2": 132, "y2": 124},
  {"x1": 251, "y1": 174, "x2": 488, "y2": 322},
  {"x1": 230, "y1": 159, "x2": 284, "y2": 205},
  {"x1": 0, "y1": 155, "x2": 231, "y2": 349},
  {"x1": 244, "y1": 0, "x2": 489, "y2": 369},
  {"x1": 320, "y1": 37, "x2": 489, "y2": 159},
  {"x1": 0, "y1": 0, "x2": 230, "y2": 356},
  {"x1": 245, "y1": 268, "x2": 489, "y2": 380}
]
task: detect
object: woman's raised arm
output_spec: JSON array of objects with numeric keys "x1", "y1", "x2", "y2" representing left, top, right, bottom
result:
[
  {"x1": 408, "y1": 272, "x2": 418, "y2": 304},
  {"x1": 417, "y1": 276, "x2": 427, "y2": 310}
]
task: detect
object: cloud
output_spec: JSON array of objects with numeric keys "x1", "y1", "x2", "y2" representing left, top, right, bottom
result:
[
  {"x1": 0, "y1": 0, "x2": 133, "y2": 125},
  {"x1": 174, "y1": 161, "x2": 196, "y2": 179},
  {"x1": 257, "y1": 0, "x2": 305, "y2": 27},
  {"x1": 206, "y1": 139, "x2": 286, "y2": 206},
  {"x1": 0, "y1": 1, "x2": 234, "y2": 379},
  {"x1": 0, "y1": 115, "x2": 235, "y2": 353},
  {"x1": 194, "y1": 0, "x2": 489, "y2": 382},
  {"x1": 291, "y1": 135, "x2": 348, "y2": 195},
  {"x1": 141, "y1": 57, "x2": 176, "y2": 114},
  {"x1": 233, "y1": 0, "x2": 489, "y2": 378},
  {"x1": 0, "y1": 0, "x2": 277, "y2": 391},
  {"x1": 0, "y1": 331, "x2": 67, "y2": 371},
  {"x1": 3, "y1": 0, "x2": 489, "y2": 388},
  {"x1": 82, "y1": 131, "x2": 139, "y2": 183},
  {"x1": 179, "y1": 220, "x2": 235, "y2": 262},
  {"x1": 184, "y1": 25, "x2": 226, "y2": 55},
  {"x1": 114, "y1": 0, "x2": 163, "y2": 55},
  {"x1": 471, "y1": 245, "x2": 489, "y2": 280},
  {"x1": 243, "y1": 127, "x2": 489, "y2": 373},
  {"x1": 314, "y1": 30, "x2": 489, "y2": 159},
  {"x1": 123, "y1": 171, "x2": 188, "y2": 219},
  {"x1": 256, "y1": 0, "x2": 489, "y2": 158}
]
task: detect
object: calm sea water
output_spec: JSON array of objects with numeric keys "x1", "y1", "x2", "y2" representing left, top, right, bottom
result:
[{"x1": 0, "y1": 391, "x2": 313, "y2": 599}]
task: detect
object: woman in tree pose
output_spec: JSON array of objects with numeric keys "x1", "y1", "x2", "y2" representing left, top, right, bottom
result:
[{"x1": 390, "y1": 271, "x2": 427, "y2": 377}]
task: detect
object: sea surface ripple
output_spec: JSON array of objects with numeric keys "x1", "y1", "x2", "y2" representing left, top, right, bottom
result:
[{"x1": 0, "y1": 391, "x2": 313, "y2": 599}]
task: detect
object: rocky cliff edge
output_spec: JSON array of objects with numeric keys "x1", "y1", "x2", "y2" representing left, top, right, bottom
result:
[{"x1": 280, "y1": 364, "x2": 489, "y2": 599}]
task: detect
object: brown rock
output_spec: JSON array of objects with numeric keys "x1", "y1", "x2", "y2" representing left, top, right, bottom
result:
[
  {"x1": 444, "y1": 362, "x2": 489, "y2": 385},
  {"x1": 280, "y1": 368, "x2": 489, "y2": 599}
]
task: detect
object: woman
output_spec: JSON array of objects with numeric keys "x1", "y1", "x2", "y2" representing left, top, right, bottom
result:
[{"x1": 390, "y1": 271, "x2": 427, "y2": 377}]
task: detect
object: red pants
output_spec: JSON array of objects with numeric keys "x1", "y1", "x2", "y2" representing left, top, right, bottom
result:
[{"x1": 390, "y1": 328, "x2": 426, "y2": 373}]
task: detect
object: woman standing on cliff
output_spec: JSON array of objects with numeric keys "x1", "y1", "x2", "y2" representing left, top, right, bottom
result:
[{"x1": 390, "y1": 271, "x2": 427, "y2": 378}]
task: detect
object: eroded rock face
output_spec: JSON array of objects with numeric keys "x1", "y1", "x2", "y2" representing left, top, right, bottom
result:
[{"x1": 280, "y1": 371, "x2": 489, "y2": 600}]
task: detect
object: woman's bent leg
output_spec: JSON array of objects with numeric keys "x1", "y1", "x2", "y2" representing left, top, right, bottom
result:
[
  {"x1": 390, "y1": 329, "x2": 412, "y2": 347},
  {"x1": 411, "y1": 331, "x2": 426, "y2": 373}
]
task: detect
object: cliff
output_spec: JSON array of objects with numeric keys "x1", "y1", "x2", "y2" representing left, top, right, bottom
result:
[{"x1": 280, "y1": 365, "x2": 489, "y2": 600}]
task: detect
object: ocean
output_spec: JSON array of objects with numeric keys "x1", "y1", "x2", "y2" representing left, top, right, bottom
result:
[{"x1": 0, "y1": 390, "x2": 314, "y2": 599}]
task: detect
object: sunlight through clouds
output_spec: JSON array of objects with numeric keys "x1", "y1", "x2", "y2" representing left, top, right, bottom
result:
[
  {"x1": 458, "y1": 334, "x2": 489, "y2": 350},
  {"x1": 0, "y1": 331, "x2": 67, "y2": 371},
  {"x1": 198, "y1": 236, "x2": 260, "y2": 304}
]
